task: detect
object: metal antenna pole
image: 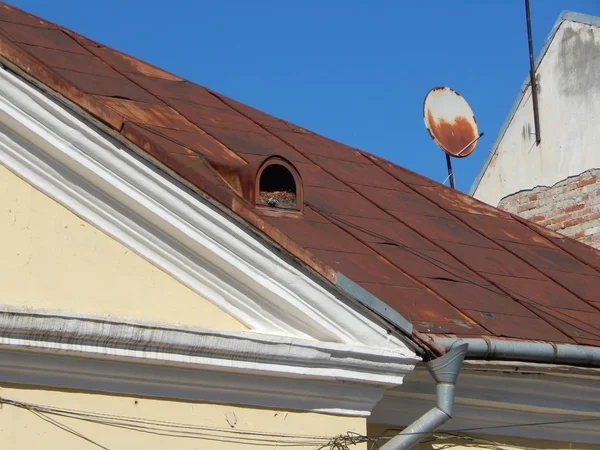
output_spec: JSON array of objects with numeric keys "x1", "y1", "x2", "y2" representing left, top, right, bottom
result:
[
  {"x1": 445, "y1": 153, "x2": 455, "y2": 189},
  {"x1": 525, "y1": 0, "x2": 541, "y2": 145}
]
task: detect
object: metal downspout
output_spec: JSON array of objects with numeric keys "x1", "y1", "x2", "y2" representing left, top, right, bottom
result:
[{"x1": 380, "y1": 344, "x2": 468, "y2": 450}]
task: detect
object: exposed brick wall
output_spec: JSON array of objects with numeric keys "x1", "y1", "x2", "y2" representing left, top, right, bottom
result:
[{"x1": 498, "y1": 169, "x2": 600, "y2": 249}]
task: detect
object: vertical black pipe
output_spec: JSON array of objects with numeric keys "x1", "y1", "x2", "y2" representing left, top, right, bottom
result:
[
  {"x1": 525, "y1": 0, "x2": 541, "y2": 145},
  {"x1": 445, "y1": 153, "x2": 455, "y2": 189}
]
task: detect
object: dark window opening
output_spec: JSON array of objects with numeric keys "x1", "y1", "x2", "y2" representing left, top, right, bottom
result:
[{"x1": 259, "y1": 164, "x2": 297, "y2": 209}]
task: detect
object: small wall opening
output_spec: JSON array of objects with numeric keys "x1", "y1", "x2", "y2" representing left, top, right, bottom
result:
[{"x1": 257, "y1": 161, "x2": 301, "y2": 210}]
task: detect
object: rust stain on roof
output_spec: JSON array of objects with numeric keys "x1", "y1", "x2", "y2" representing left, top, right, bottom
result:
[{"x1": 3, "y1": 3, "x2": 600, "y2": 348}]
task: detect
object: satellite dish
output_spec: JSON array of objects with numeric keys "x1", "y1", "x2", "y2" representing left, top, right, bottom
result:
[
  {"x1": 423, "y1": 87, "x2": 483, "y2": 189},
  {"x1": 424, "y1": 87, "x2": 480, "y2": 158}
]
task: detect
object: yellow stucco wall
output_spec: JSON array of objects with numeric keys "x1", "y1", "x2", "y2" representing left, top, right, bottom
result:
[
  {"x1": 0, "y1": 383, "x2": 366, "y2": 449},
  {"x1": 0, "y1": 164, "x2": 246, "y2": 330}
]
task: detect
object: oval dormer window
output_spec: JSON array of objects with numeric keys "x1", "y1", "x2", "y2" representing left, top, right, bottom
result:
[{"x1": 256, "y1": 158, "x2": 302, "y2": 212}]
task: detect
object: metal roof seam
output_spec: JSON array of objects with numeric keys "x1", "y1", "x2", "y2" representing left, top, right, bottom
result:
[
  {"x1": 412, "y1": 190, "x2": 600, "y2": 314},
  {"x1": 311, "y1": 200, "x2": 600, "y2": 341},
  {"x1": 59, "y1": 26, "x2": 186, "y2": 82},
  {"x1": 512, "y1": 215, "x2": 600, "y2": 277},
  {"x1": 206, "y1": 95, "x2": 511, "y2": 336},
  {"x1": 66, "y1": 40, "x2": 242, "y2": 162},
  {"x1": 306, "y1": 204, "x2": 489, "y2": 335},
  {"x1": 363, "y1": 155, "x2": 582, "y2": 342}
]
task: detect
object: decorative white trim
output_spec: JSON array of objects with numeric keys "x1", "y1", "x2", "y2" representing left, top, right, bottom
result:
[
  {"x1": 0, "y1": 307, "x2": 415, "y2": 385},
  {"x1": 0, "y1": 307, "x2": 415, "y2": 416},
  {"x1": 0, "y1": 64, "x2": 411, "y2": 351}
]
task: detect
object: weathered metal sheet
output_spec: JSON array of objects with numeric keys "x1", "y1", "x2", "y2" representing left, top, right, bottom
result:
[
  {"x1": 201, "y1": 126, "x2": 310, "y2": 164},
  {"x1": 542, "y1": 269, "x2": 599, "y2": 303},
  {"x1": 56, "y1": 68, "x2": 161, "y2": 104},
  {"x1": 398, "y1": 213, "x2": 496, "y2": 248},
  {"x1": 468, "y1": 311, "x2": 574, "y2": 342},
  {"x1": 294, "y1": 162, "x2": 354, "y2": 192},
  {"x1": 534, "y1": 307, "x2": 600, "y2": 344},
  {"x1": 0, "y1": 21, "x2": 88, "y2": 54},
  {"x1": 121, "y1": 122, "x2": 246, "y2": 172},
  {"x1": 5, "y1": 2, "x2": 600, "y2": 349},
  {"x1": 336, "y1": 273, "x2": 413, "y2": 335},
  {"x1": 421, "y1": 278, "x2": 538, "y2": 317},
  {"x1": 309, "y1": 155, "x2": 408, "y2": 190},
  {"x1": 328, "y1": 214, "x2": 438, "y2": 250},
  {"x1": 309, "y1": 248, "x2": 417, "y2": 288},
  {"x1": 486, "y1": 275, "x2": 597, "y2": 312},
  {"x1": 22, "y1": 44, "x2": 121, "y2": 78},
  {"x1": 365, "y1": 153, "x2": 440, "y2": 187},
  {"x1": 65, "y1": 30, "x2": 184, "y2": 81},
  {"x1": 266, "y1": 215, "x2": 373, "y2": 255},
  {"x1": 127, "y1": 74, "x2": 229, "y2": 110},
  {"x1": 359, "y1": 282, "x2": 487, "y2": 335},
  {"x1": 304, "y1": 187, "x2": 391, "y2": 219},
  {"x1": 413, "y1": 183, "x2": 513, "y2": 217},
  {"x1": 437, "y1": 241, "x2": 547, "y2": 280},
  {"x1": 0, "y1": 3, "x2": 56, "y2": 28},
  {"x1": 372, "y1": 242, "x2": 479, "y2": 281},
  {"x1": 269, "y1": 129, "x2": 368, "y2": 163},
  {"x1": 454, "y1": 211, "x2": 555, "y2": 247},
  {"x1": 352, "y1": 186, "x2": 452, "y2": 218},
  {"x1": 423, "y1": 87, "x2": 478, "y2": 157},
  {"x1": 211, "y1": 91, "x2": 301, "y2": 132},
  {"x1": 97, "y1": 97, "x2": 198, "y2": 131},
  {"x1": 169, "y1": 99, "x2": 266, "y2": 134},
  {"x1": 502, "y1": 241, "x2": 600, "y2": 276}
]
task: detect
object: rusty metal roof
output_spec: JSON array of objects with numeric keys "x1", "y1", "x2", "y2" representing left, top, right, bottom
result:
[{"x1": 2, "y1": 3, "x2": 600, "y2": 347}]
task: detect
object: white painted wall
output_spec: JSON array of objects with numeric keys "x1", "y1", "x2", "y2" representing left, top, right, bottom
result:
[{"x1": 472, "y1": 19, "x2": 600, "y2": 206}]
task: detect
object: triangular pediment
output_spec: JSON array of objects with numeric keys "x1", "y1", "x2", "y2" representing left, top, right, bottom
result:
[
  {"x1": 0, "y1": 163, "x2": 246, "y2": 331},
  {"x1": 0, "y1": 64, "x2": 412, "y2": 352}
]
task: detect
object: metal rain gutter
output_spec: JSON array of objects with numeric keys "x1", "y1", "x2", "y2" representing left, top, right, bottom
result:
[
  {"x1": 434, "y1": 338, "x2": 600, "y2": 367},
  {"x1": 380, "y1": 344, "x2": 468, "y2": 450}
]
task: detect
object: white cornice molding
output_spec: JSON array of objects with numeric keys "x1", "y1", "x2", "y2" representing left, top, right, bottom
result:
[
  {"x1": 0, "y1": 64, "x2": 412, "y2": 352},
  {"x1": 0, "y1": 307, "x2": 415, "y2": 385},
  {"x1": 0, "y1": 307, "x2": 415, "y2": 416}
]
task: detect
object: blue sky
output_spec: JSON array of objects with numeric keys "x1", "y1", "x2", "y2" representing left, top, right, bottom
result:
[{"x1": 9, "y1": 0, "x2": 600, "y2": 192}]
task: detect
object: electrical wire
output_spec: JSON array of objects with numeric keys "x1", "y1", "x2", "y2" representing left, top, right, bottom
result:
[
  {"x1": 22, "y1": 405, "x2": 109, "y2": 449},
  {"x1": 375, "y1": 416, "x2": 600, "y2": 439},
  {"x1": 3, "y1": 395, "x2": 599, "y2": 449},
  {"x1": 0, "y1": 396, "x2": 335, "y2": 447}
]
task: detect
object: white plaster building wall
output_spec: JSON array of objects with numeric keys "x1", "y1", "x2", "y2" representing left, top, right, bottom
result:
[{"x1": 472, "y1": 19, "x2": 600, "y2": 207}]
